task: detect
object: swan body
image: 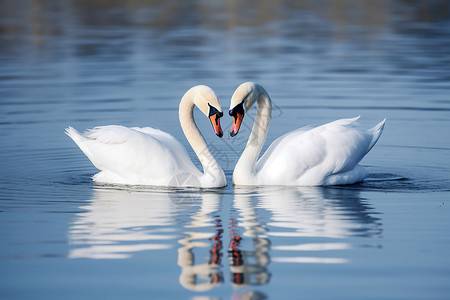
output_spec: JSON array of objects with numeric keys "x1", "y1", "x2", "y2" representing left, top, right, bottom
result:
[
  {"x1": 229, "y1": 82, "x2": 385, "y2": 186},
  {"x1": 66, "y1": 85, "x2": 226, "y2": 188}
]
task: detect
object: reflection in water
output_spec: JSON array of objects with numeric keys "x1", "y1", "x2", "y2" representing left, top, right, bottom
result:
[
  {"x1": 69, "y1": 187, "x2": 177, "y2": 259},
  {"x1": 69, "y1": 185, "x2": 382, "y2": 291},
  {"x1": 177, "y1": 193, "x2": 224, "y2": 292},
  {"x1": 230, "y1": 193, "x2": 271, "y2": 288},
  {"x1": 254, "y1": 186, "x2": 382, "y2": 264},
  {"x1": 177, "y1": 191, "x2": 271, "y2": 292},
  {"x1": 177, "y1": 186, "x2": 382, "y2": 292}
]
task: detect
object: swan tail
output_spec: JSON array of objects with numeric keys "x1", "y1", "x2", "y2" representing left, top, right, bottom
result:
[
  {"x1": 65, "y1": 126, "x2": 85, "y2": 144},
  {"x1": 367, "y1": 118, "x2": 386, "y2": 151},
  {"x1": 65, "y1": 127, "x2": 97, "y2": 169}
]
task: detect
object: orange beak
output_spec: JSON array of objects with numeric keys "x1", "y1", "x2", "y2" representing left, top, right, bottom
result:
[
  {"x1": 230, "y1": 112, "x2": 244, "y2": 137},
  {"x1": 209, "y1": 114, "x2": 223, "y2": 138}
]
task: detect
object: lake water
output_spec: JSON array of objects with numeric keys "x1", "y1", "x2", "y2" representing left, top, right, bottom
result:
[{"x1": 1, "y1": 1, "x2": 450, "y2": 299}]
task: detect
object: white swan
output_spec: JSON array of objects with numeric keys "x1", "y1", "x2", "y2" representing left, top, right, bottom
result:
[
  {"x1": 228, "y1": 82, "x2": 385, "y2": 186},
  {"x1": 66, "y1": 85, "x2": 226, "y2": 188}
]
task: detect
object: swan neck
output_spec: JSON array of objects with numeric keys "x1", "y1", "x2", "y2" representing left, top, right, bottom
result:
[
  {"x1": 179, "y1": 91, "x2": 224, "y2": 186},
  {"x1": 235, "y1": 91, "x2": 272, "y2": 178}
]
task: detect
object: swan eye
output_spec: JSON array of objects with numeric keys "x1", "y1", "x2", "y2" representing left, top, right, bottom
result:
[
  {"x1": 228, "y1": 100, "x2": 245, "y2": 117},
  {"x1": 208, "y1": 103, "x2": 223, "y2": 118}
]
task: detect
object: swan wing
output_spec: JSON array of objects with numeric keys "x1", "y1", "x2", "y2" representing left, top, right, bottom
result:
[
  {"x1": 256, "y1": 117, "x2": 385, "y2": 185},
  {"x1": 65, "y1": 125, "x2": 200, "y2": 185},
  {"x1": 255, "y1": 125, "x2": 313, "y2": 172},
  {"x1": 132, "y1": 126, "x2": 197, "y2": 172}
]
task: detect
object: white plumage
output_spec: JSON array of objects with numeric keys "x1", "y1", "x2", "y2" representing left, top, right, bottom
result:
[
  {"x1": 66, "y1": 85, "x2": 226, "y2": 188},
  {"x1": 229, "y1": 82, "x2": 385, "y2": 186},
  {"x1": 254, "y1": 116, "x2": 385, "y2": 185},
  {"x1": 65, "y1": 126, "x2": 200, "y2": 186}
]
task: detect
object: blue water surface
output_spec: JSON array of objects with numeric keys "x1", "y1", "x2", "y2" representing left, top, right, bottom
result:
[{"x1": 1, "y1": 1, "x2": 450, "y2": 299}]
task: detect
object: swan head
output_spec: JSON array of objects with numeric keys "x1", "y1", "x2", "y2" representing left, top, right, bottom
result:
[
  {"x1": 228, "y1": 82, "x2": 262, "y2": 137},
  {"x1": 190, "y1": 85, "x2": 224, "y2": 138}
]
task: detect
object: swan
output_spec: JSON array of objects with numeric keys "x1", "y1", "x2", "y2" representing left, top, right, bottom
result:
[
  {"x1": 65, "y1": 85, "x2": 227, "y2": 188},
  {"x1": 228, "y1": 82, "x2": 385, "y2": 186}
]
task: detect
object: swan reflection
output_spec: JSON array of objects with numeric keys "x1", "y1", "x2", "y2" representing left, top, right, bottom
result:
[
  {"x1": 256, "y1": 186, "x2": 382, "y2": 238},
  {"x1": 177, "y1": 193, "x2": 224, "y2": 291},
  {"x1": 177, "y1": 191, "x2": 271, "y2": 291},
  {"x1": 250, "y1": 186, "x2": 382, "y2": 264},
  {"x1": 229, "y1": 193, "x2": 271, "y2": 288},
  {"x1": 68, "y1": 184, "x2": 381, "y2": 291},
  {"x1": 68, "y1": 187, "x2": 177, "y2": 259}
]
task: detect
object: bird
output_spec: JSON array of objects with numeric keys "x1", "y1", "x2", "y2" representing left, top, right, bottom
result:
[
  {"x1": 228, "y1": 82, "x2": 385, "y2": 186},
  {"x1": 66, "y1": 85, "x2": 226, "y2": 188}
]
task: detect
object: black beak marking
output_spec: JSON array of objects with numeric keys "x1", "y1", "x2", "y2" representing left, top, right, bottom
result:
[
  {"x1": 229, "y1": 101, "x2": 245, "y2": 118},
  {"x1": 208, "y1": 103, "x2": 223, "y2": 118}
]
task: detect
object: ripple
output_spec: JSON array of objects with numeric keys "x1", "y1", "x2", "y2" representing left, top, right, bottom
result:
[
  {"x1": 273, "y1": 243, "x2": 352, "y2": 251},
  {"x1": 272, "y1": 257, "x2": 349, "y2": 264},
  {"x1": 279, "y1": 105, "x2": 450, "y2": 112},
  {"x1": 342, "y1": 172, "x2": 449, "y2": 192}
]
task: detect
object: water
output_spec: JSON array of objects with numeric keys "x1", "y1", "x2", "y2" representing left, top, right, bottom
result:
[{"x1": 1, "y1": 1, "x2": 450, "y2": 299}]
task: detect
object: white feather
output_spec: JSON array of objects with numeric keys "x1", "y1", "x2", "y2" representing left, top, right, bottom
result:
[
  {"x1": 65, "y1": 86, "x2": 226, "y2": 188},
  {"x1": 66, "y1": 125, "x2": 200, "y2": 186},
  {"x1": 230, "y1": 82, "x2": 385, "y2": 186},
  {"x1": 257, "y1": 117, "x2": 385, "y2": 185}
]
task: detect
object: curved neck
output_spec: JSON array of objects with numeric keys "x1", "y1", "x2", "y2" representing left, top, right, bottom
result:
[
  {"x1": 179, "y1": 91, "x2": 225, "y2": 187},
  {"x1": 234, "y1": 91, "x2": 272, "y2": 181}
]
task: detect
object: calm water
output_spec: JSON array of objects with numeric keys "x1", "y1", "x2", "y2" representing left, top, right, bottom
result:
[{"x1": 1, "y1": 1, "x2": 450, "y2": 299}]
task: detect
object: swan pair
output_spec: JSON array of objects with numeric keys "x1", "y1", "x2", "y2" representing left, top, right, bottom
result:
[{"x1": 66, "y1": 82, "x2": 385, "y2": 188}]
